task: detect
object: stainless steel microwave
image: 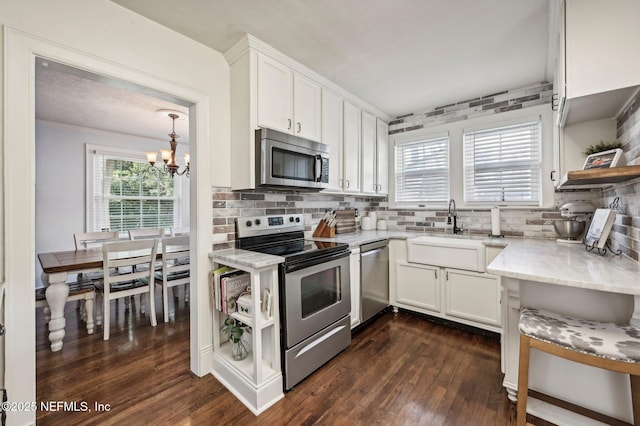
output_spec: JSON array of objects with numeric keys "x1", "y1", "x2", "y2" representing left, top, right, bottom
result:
[{"x1": 255, "y1": 128, "x2": 329, "y2": 189}]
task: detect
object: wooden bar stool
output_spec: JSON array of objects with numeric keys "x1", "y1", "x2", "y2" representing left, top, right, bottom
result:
[{"x1": 518, "y1": 307, "x2": 640, "y2": 426}]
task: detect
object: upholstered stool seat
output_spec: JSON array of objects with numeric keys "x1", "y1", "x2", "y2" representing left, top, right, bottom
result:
[{"x1": 518, "y1": 307, "x2": 640, "y2": 426}]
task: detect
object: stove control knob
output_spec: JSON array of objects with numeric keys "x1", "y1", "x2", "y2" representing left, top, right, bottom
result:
[
  {"x1": 255, "y1": 219, "x2": 261, "y2": 226},
  {"x1": 295, "y1": 217, "x2": 300, "y2": 222},
  {"x1": 289, "y1": 216, "x2": 294, "y2": 222},
  {"x1": 245, "y1": 220, "x2": 252, "y2": 227}
]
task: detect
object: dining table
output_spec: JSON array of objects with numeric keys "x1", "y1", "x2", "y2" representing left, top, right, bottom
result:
[{"x1": 37, "y1": 240, "x2": 189, "y2": 351}]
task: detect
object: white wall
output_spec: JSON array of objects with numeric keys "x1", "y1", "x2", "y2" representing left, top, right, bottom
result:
[
  {"x1": 562, "y1": 118, "x2": 617, "y2": 172},
  {"x1": 1, "y1": 1, "x2": 231, "y2": 423},
  {"x1": 34, "y1": 120, "x2": 190, "y2": 287}
]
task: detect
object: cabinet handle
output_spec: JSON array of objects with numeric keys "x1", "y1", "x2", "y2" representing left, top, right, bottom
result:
[
  {"x1": 435, "y1": 270, "x2": 438, "y2": 279},
  {"x1": 446, "y1": 270, "x2": 449, "y2": 281},
  {"x1": 551, "y1": 93, "x2": 559, "y2": 111},
  {"x1": 287, "y1": 119, "x2": 292, "y2": 130},
  {"x1": 297, "y1": 122, "x2": 301, "y2": 133},
  {"x1": 346, "y1": 180, "x2": 350, "y2": 189},
  {"x1": 550, "y1": 170, "x2": 556, "y2": 181}
]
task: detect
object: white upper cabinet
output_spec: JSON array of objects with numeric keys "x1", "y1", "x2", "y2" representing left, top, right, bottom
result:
[
  {"x1": 321, "y1": 89, "x2": 344, "y2": 192},
  {"x1": 565, "y1": 0, "x2": 640, "y2": 99},
  {"x1": 376, "y1": 119, "x2": 389, "y2": 195},
  {"x1": 360, "y1": 112, "x2": 389, "y2": 195},
  {"x1": 257, "y1": 54, "x2": 293, "y2": 134},
  {"x1": 558, "y1": 0, "x2": 640, "y2": 126},
  {"x1": 361, "y1": 110, "x2": 376, "y2": 194},
  {"x1": 343, "y1": 101, "x2": 361, "y2": 193},
  {"x1": 257, "y1": 54, "x2": 321, "y2": 142},
  {"x1": 293, "y1": 74, "x2": 322, "y2": 141}
]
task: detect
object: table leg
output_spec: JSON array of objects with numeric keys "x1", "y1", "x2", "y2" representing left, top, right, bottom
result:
[{"x1": 42, "y1": 272, "x2": 69, "y2": 352}]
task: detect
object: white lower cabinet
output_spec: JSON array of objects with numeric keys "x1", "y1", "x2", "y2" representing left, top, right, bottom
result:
[
  {"x1": 390, "y1": 240, "x2": 501, "y2": 333},
  {"x1": 396, "y1": 261, "x2": 440, "y2": 313},
  {"x1": 350, "y1": 248, "x2": 361, "y2": 329},
  {"x1": 445, "y1": 269, "x2": 501, "y2": 328}
]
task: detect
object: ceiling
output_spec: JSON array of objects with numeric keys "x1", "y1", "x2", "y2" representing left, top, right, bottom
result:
[
  {"x1": 35, "y1": 58, "x2": 191, "y2": 142},
  {"x1": 35, "y1": 0, "x2": 553, "y2": 140},
  {"x1": 110, "y1": 0, "x2": 553, "y2": 117}
]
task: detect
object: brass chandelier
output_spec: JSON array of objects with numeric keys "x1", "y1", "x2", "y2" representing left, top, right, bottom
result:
[{"x1": 146, "y1": 112, "x2": 190, "y2": 178}]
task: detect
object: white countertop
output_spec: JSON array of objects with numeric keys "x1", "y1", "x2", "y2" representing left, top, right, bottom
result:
[
  {"x1": 312, "y1": 229, "x2": 509, "y2": 248},
  {"x1": 209, "y1": 232, "x2": 640, "y2": 296},
  {"x1": 311, "y1": 230, "x2": 419, "y2": 247},
  {"x1": 487, "y1": 238, "x2": 640, "y2": 295},
  {"x1": 209, "y1": 249, "x2": 284, "y2": 269}
]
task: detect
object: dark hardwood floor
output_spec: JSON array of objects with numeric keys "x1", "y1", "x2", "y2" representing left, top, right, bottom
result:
[{"x1": 36, "y1": 293, "x2": 552, "y2": 425}]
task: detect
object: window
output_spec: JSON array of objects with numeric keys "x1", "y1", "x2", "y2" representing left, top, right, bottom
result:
[
  {"x1": 463, "y1": 120, "x2": 541, "y2": 205},
  {"x1": 88, "y1": 147, "x2": 182, "y2": 232},
  {"x1": 394, "y1": 135, "x2": 449, "y2": 203}
]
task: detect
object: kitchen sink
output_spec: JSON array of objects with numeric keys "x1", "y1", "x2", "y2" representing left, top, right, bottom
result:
[{"x1": 406, "y1": 235, "x2": 487, "y2": 272}]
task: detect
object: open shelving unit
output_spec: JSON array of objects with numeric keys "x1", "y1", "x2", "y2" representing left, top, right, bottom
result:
[
  {"x1": 556, "y1": 165, "x2": 640, "y2": 190},
  {"x1": 209, "y1": 250, "x2": 284, "y2": 415}
]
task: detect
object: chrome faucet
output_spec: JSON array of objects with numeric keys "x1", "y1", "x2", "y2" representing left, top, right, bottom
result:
[{"x1": 447, "y1": 199, "x2": 463, "y2": 234}]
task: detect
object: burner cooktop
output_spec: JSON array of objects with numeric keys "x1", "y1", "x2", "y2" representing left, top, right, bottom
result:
[
  {"x1": 247, "y1": 238, "x2": 347, "y2": 258},
  {"x1": 235, "y1": 214, "x2": 350, "y2": 264}
]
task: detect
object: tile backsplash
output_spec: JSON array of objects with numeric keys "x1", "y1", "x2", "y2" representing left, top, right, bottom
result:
[
  {"x1": 599, "y1": 90, "x2": 640, "y2": 261},
  {"x1": 211, "y1": 187, "x2": 578, "y2": 251},
  {"x1": 389, "y1": 82, "x2": 553, "y2": 134}
]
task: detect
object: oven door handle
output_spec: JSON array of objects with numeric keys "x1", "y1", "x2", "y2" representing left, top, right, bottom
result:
[
  {"x1": 284, "y1": 250, "x2": 351, "y2": 273},
  {"x1": 295, "y1": 324, "x2": 347, "y2": 358}
]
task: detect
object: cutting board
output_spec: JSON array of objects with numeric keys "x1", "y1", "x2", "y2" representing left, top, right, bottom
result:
[{"x1": 335, "y1": 209, "x2": 356, "y2": 234}]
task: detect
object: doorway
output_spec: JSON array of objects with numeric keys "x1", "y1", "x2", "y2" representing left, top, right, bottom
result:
[{"x1": 4, "y1": 28, "x2": 213, "y2": 424}]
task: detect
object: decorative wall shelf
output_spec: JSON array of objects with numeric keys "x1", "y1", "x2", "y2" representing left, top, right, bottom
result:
[{"x1": 556, "y1": 165, "x2": 640, "y2": 190}]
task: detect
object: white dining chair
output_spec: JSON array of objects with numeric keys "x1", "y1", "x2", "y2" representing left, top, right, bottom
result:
[
  {"x1": 128, "y1": 228, "x2": 165, "y2": 240},
  {"x1": 74, "y1": 231, "x2": 120, "y2": 249},
  {"x1": 126, "y1": 228, "x2": 166, "y2": 309},
  {"x1": 95, "y1": 239, "x2": 158, "y2": 340},
  {"x1": 151, "y1": 236, "x2": 190, "y2": 323},
  {"x1": 74, "y1": 231, "x2": 119, "y2": 280}
]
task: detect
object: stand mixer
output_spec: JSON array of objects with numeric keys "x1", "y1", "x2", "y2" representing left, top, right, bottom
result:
[{"x1": 554, "y1": 202, "x2": 595, "y2": 244}]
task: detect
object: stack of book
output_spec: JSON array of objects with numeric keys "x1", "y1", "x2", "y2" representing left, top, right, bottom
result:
[{"x1": 210, "y1": 266, "x2": 251, "y2": 314}]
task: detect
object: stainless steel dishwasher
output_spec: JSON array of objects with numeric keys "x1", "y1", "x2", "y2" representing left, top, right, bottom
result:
[{"x1": 360, "y1": 239, "x2": 389, "y2": 323}]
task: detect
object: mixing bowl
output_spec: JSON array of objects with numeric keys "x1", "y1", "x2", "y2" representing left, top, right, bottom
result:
[{"x1": 553, "y1": 219, "x2": 586, "y2": 239}]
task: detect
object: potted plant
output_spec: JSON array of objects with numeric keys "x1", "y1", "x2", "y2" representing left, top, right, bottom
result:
[
  {"x1": 221, "y1": 317, "x2": 251, "y2": 361},
  {"x1": 583, "y1": 140, "x2": 622, "y2": 156}
]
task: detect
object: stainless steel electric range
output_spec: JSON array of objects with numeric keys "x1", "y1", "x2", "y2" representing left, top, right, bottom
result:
[{"x1": 236, "y1": 213, "x2": 351, "y2": 390}]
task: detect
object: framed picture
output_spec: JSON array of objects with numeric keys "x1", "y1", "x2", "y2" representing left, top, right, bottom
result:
[{"x1": 582, "y1": 148, "x2": 625, "y2": 170}]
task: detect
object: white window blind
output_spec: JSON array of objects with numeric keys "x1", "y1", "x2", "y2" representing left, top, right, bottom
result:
[
  {"x1": 395, "y1": 135, "x2": 449, "y2": 203},
  {"x1": 463, "y1": 120, "x2": 541, "y2": 204},
  {"x1": 88, "y1": 149, "x2": 181, "y2": 232}
]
